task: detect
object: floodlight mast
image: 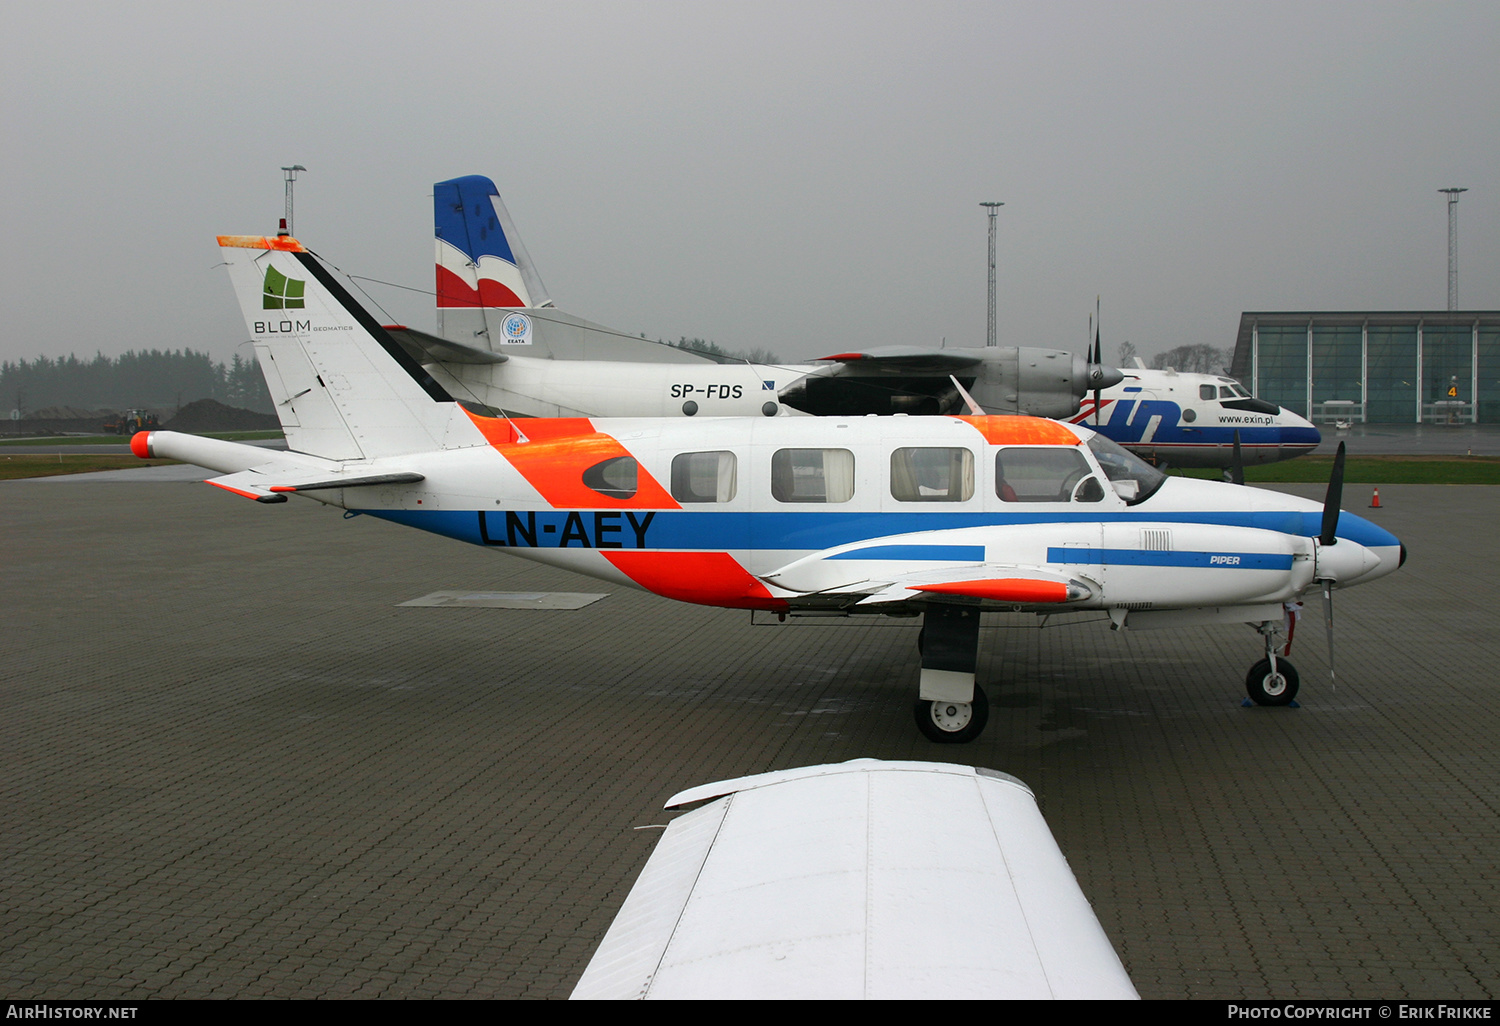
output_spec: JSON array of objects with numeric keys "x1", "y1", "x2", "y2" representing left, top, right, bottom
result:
[
  {"x1": 1439, "y1": 187, "x2": 1467, "y2": 310},
  {"x1": 281, "y1": 165, "x2": 307, "y2": 236},
  {"x1": 981, "y1": 202, "x2": 1004, "y2": 347}
]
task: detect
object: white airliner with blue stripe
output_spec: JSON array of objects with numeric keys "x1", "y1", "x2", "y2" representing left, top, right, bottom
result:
[
  {"x1": 1070, "y1": 366, "x2": 1321, "y2": 468},
  {"x1": 136, "y1": 233, "x2": 1404, "y2": 745}
]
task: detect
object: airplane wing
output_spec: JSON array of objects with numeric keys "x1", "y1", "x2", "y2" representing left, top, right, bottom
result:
[
  {"x1": 133, "y1": 430, "x2": 424, "y2": 503},
  {"x1": 570, "y1": 760, "x2": 1137, "y2": 1000},
  {"x1": 815, "y1": 346, "x2": 985, "y2": 371},
  {"x1": 383, "y1": 324, "x2": 508, "y2": 365},
  {"x1": 761, "y1": 545, "x2": 1096, "y2": 609}
]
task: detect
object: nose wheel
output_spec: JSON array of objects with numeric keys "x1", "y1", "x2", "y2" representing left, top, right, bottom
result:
[
  {"x1": 1245, "y1": 657, "x2": 1299, "y2": 706},
  {"x1": 914, "y1": 684, "x2": 989, "y2": 743}
]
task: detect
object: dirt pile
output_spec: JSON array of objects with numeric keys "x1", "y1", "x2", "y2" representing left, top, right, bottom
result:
[{"x1": 162, "y1": 399, "x2": 279, "y2": 432}]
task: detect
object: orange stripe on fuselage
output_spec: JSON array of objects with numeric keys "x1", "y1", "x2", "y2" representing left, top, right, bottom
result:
[
  {"x1": 956, "y1": 416, "x2": 1081, "y2": 446},
  {"x1": 462, "y1": 409, "x2": 679, "y2": 510},
  {"x1": 602, "y1": 551, "x2": 787, "y2": 611}
]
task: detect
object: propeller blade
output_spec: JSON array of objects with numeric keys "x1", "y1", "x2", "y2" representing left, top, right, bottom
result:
[
  {"x1": 1091, "y1": 304, "x2": 1102, "y2": 425},
  {"x1": 1229, "y1": 429, "x2": 1245, "y2": 485},
  {"x1": 949, "y1": 374, "x2": 986, "y2": 416},
  {"x1": 1322, "y1": 581, "x2": 1337, "y2": 690},
  {"x1": 1320, "y1": 441, "x2": 1346, "y2": 546}
]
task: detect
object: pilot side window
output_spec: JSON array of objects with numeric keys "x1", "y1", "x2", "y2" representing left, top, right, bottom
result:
[
  {"x1": 671, "y1": 451, "x2": 737, "y2": 503},
  {"x1": 1200, "y1": 384, "x2": 1216, "y2": 401},
  {"x1": 890, "y1": 447, "x2": 974, "y2": 502},
  {"x1": 772, "y1": 448, "x2": 855, "y2": 503},
  {"x1": 995, "y1": 448, "x2": 1098, "y2": 503},
  {"x1": 582, "y1": 456, "x2": 638, "y2": 500}
]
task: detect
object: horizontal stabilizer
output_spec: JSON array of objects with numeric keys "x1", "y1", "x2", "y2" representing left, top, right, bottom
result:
[
  {"x1": 268, "y1": 472, "x2": 424, "y2": 493},
  {"x1": 384, "y1": 325, "x2": 507, "y2": 365},
  {"x1": 206, "y1": 470, "x2": 290, "y2": 503},
  {"x1": 204, "y1": 467, "x2": 424, "y2": 500},
  {"x1": 133, "y1": 430, "x2": 421, "y2": 502},
  {"x1": 135, "y1": 430, "x2": 332, "y2": 477}
]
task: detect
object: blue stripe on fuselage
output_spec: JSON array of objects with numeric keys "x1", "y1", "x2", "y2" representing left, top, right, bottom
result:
[
  {"x1": 361, "y1": 507, "x2": 1398, "y2": 553},
  {"x1": 829, "y1": 544, "x2": 985, "y2": 561},
  {"x1": 1047, "y1": 547, "x2": 1294, "y2": 570}
]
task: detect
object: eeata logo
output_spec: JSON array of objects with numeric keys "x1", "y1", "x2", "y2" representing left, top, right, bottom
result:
[
  {"x1": 501, "y1": 313, "x2": 533, "y2": 345},
  {"x1": 263, "y1": 265, "x2": 305, "y2": 310}
]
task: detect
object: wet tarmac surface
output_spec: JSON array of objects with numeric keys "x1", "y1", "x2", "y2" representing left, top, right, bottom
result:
[{"x1": 2, "y1": 478, "x2": 1495, "y2": 999}]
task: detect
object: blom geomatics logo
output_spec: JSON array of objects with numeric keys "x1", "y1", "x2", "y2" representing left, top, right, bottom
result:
[{"x1": 263, "y1": 265, "x2": 305, "y2": 310}]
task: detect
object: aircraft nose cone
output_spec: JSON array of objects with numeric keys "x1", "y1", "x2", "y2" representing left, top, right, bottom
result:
[{"x1": 1090, "y1": 364, "x2": 1124, "y2": 389}]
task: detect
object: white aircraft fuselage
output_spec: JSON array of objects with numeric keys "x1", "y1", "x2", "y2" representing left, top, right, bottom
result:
[
  {"x1": 1070, "y1": 367, "x2": 1321, "y2": 468},
  {"x1": 154, "y1": 234, "x2": 1402, "y2": 744}
]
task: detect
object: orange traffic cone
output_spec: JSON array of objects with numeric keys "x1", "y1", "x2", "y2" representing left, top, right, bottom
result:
[{"x1": 1369, "y1": 488, "x2": 1381, "y2": 509}]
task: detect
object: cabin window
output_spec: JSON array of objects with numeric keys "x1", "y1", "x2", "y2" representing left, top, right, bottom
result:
[
  {"x1": 890, "y1": 448, "x2": 974, "y2": 502},
  {"x1": 671, "y1": 451, "x2": 737, "y2": 503},
  {"x1": 772, "y1": 448, "x2": 855, "y2": 503},
  {"x1": 582, "y1": 456, "x2": 638, "y2": 500},
  {"x1": 995, "y1": 448, "x2": 1095, "y2": 503}
]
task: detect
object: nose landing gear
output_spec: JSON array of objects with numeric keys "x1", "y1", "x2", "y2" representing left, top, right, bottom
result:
[
  {"x1": 1246, "y1": 616, "x2": 1300, "y2": 706},
  {"x1": 1245, "y1": 658, "x2": 1299, "y2": 706}
]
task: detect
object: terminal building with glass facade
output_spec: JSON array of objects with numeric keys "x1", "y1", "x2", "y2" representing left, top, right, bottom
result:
[{"x1": 1230, "y1": 312, "x2": 1500, "y2": 424}]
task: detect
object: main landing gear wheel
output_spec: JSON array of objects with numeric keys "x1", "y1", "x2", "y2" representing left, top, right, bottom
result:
[
  {"x1": 914, "y1": 684, "x2": 989, "y2": 743},
  {"x1": 1245, "y1": 658, "x2": 1300, "y2": 706}
]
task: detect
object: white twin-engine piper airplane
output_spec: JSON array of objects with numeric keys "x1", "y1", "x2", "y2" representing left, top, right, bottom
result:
[{"x1": 135, "y1": 234, "x2": 1405, "y2": 743}]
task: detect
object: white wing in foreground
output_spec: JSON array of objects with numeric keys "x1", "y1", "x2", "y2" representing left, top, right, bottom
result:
[{"x1": 572, "y1": 759, "x2": 1137, "y2": 1000}]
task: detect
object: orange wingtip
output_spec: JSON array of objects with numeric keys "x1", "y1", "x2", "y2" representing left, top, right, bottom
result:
[
  {"x1": 130, "y1": 431, "x2": 152, "y2": 459},
  {"x1": 816, "y1": 352, "x2": 865, "y2": 361},
  {"x1": 216, "y1": 234, "x2": 307, "y2": 252},
  {"x1": 911, "y1": 578, "x2": 1071, "y2": 603}
]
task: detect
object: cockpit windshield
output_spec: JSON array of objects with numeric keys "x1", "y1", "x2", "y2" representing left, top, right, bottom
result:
[{"x1": 1085, "y1": 433, "x2": 1166, "y2": 505}]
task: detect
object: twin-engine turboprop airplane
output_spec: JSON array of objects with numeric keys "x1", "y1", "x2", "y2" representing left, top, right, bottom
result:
[
  {"x1": 423, "y1": 174, "x2": 1313, "y2": 469},
  {"x1": 408, "y1": 174, "x2": 1118, "y2": 421},
  {"x1": 140, "y1": 233, "x2": 1404, "y2": 743},
  {"x1": 1068, "y1": 365, "x2": 1321, "y2": 469}
]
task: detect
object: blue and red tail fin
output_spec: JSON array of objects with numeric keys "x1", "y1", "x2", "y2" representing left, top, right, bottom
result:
[{"x1": 434, "y1": 175, "x2": 551, "y2": 312}]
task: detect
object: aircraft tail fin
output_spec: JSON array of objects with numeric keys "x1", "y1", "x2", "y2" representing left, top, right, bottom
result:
[
  {"x1": 435, "y1": 174, "x2": 551, "y2": 315},
  {"x1": 219, "y1": 234, "x2": 472, "y2": 462}
]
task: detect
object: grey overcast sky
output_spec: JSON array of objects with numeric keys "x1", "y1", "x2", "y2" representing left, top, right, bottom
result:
[{"x1": 3, "y1": 0, "x2": 1496, "y2": 371}]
